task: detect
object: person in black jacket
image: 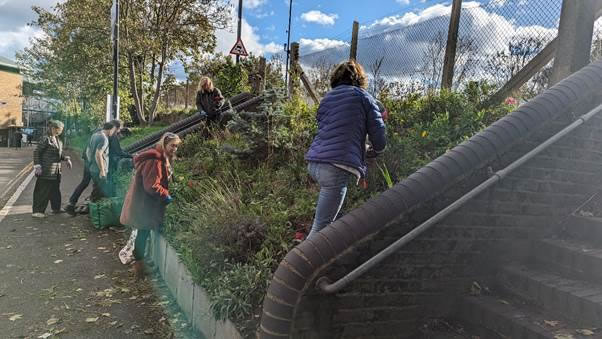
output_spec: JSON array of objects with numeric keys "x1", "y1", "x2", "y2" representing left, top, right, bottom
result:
[
  {"x1": 32, "y1": 120, "x2": 72, "y2": 218},
  {"x1": 196, "y1": 77, "x2": 225, "y2": 122},
  {"x1": 107, "y1": 120, "x2": 133, "y2": 196}
]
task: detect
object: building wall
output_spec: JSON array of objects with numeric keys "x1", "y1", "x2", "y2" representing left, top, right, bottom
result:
[{"x1": 0, "y1": 69, "x2": 23, "y2": 129}]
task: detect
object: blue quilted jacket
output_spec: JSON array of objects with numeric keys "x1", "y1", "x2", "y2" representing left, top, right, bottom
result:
[{"x1": 305, "y1": 85, "x2": 386, "y2": 177}]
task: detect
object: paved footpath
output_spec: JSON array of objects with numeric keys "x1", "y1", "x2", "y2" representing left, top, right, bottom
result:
[{"x1": 0, "y1": 149, "x2": 193, "y2": 339}]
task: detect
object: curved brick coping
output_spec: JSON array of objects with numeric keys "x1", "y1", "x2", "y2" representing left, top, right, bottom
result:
[
  {"x1": 259, "y1": 60, "x2": 602, "y2": 338},
  {"x1": 149, "y1": 233, "x2": 243, "y2": 339}
]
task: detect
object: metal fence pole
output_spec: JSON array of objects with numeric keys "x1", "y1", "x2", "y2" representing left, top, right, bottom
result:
[{"x1": 441, "y1": 0, "x2": 462, "y2": 90}]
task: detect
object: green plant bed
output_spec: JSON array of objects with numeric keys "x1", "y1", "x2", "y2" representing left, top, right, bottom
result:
[{"x1": 115, "y1": 86, "x2": 514, "y2": 336}]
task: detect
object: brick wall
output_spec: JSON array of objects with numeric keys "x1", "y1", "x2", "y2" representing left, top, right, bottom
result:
[
  {"x1": 288, "y1": 108, "x2": 602, "y2": 338},
  {"x1": 0, "y1": 69, "x2": 23, "y2": 128}
]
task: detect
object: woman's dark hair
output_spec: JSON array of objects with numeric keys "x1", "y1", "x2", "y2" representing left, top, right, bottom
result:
[
  {"x1": 102, "y1": 122, "x2": 115, "y2": 130},
  {"x1": 330, "y1": 60, "x2": 368, "y2": 89}
]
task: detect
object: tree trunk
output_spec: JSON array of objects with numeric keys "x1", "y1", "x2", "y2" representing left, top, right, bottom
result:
[
  {"x1": 127, "y1": 52, "x2": 146, "y2": 123},
  {"x1": 148, "y1": 49, "x2": 166, "y2": 123}
]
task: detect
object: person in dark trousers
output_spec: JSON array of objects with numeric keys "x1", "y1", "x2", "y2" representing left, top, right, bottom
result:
[
  {"x1": 120, "y1": 132, "x2": 180, "y2": 280},
  {"x1": 196, "y1": 77, "x2": 225, "y2": 122},
  {"x1": 65, "y1": 122, "x2": 114, "y2": 214},
  {"x1": 87, "y1": 122, "x2": 117, "y2": 202},
  {"x1": 14, "y1": 129, "x2": 22, "y2": 149},
  {"x1": 108, "y1": 120, "x2": 133, "y2": 196},
  {"x1": 304, "y1": 60, "x2": 387, "y2": 240},
  {"x1": 32, "y1": 120, "x2": 72, "y2": 218}
]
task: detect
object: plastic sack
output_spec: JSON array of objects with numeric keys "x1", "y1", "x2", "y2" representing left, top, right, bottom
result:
[
  {"x1": 89, "y1": 197, "x2": 122, "y2": 229},
  {"x1": 119, "y1": 229, "x2": 137, "y2": 265}
]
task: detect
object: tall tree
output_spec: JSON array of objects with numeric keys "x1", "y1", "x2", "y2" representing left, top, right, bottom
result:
[{"x1": 19, "y1": 0, "x2": 230, "y2": 124}]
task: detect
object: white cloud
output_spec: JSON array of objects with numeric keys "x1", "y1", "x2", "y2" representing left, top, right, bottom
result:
[
  {"x1": 299, "y1": 38, "x2": 349, "y2": 54},
  {"x1": 264, "y1": 42, "x2": 283, "y2": 54},
  {"x1": 301, "y1": 10, "x2": 339, "y2": 26},
  {"x1": 300, "y1": 1, "x2": 558, "y2": 82},
  {"x1": 0, "y1": 25, "x2": 43, "y2": 59},
  {"x1": 396, "y1": 0, "x2": 410, "y2": 5},
  {"x1": 243, "y1": 0, "x2": 266, "y2": 9}
]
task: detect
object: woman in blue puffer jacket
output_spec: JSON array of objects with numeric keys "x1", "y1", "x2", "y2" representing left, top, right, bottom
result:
[{"x1": 305, "y1": 60, "x2": 387, "y2": 239}]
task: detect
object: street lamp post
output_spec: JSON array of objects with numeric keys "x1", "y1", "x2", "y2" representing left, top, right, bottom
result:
[{"x1": 112, "y1": 0, "x2": 120, "y2": 120}]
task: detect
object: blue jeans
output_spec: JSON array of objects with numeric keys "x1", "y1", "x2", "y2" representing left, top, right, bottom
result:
[{"x1": 307, "y1": 162, "x2": 352, "y2": 239}]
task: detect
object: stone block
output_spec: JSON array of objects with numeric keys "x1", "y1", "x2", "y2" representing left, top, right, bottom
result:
[
  {"x1": 215, "y1": 319, "x2": 243, "y2": 339},
  {"x1": 156, "y1": 235, "x2": 168, "y2": 277},
  {"x1": 164, "y1": 244, "x2": 180, "y2": 297},
  {"x1": 193, "y1": 284, "x2": 216, "y2": 339},
  {"x1": 176, "y1": 265, "x2": 195, "y2": 323}
]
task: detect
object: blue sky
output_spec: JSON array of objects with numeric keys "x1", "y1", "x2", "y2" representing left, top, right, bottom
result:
[{"x1": 0, "y1": 0, "x2": 565, "y2": 81}]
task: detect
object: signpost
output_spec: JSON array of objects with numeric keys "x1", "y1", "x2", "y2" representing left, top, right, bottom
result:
[{"x1": 230, "y1": 39, "x2": 249, "y2": 57}]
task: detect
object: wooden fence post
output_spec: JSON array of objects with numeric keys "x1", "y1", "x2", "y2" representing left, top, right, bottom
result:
[
  {"x1": 259, "y1": 57, "x2": 267, "y2": 93},
  {"x1": 350, "y1": 21, "x2": 359, "y2": 60},
  {"x1": 185, "y1": 80, "x2": 189, "y2": 110},
  {"x1": 441, "y1": 0, "x2": 463, "y2": 90},
  {"x1": 550, "y1": 0, "x2": 597, "y2": 85}
]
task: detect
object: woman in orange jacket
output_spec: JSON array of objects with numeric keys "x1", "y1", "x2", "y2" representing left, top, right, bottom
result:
[{"x1": 120, "y1": 132, "x2": 181, "y2": 279}]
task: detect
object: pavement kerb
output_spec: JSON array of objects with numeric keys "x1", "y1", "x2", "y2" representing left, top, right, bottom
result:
[{"x1": 150, "y1": 232, "x2": 243, "y2": 339}]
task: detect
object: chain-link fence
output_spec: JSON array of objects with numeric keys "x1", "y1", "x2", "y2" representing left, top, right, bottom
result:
[{"x1": 300, "y1": 0, "x2": 563, "y2": 98}]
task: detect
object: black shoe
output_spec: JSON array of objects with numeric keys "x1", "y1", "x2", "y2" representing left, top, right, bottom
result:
[
  {"x1": 65, "y1": 204, "x2": 76, "y2": 216},
  {"x1": 51, "y1": 209, "x2": 66, "y2": 215}
]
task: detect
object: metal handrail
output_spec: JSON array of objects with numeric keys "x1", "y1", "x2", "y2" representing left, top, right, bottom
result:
[{"x1": 318, "y1": 102, "x2": 602, "y2": 294}]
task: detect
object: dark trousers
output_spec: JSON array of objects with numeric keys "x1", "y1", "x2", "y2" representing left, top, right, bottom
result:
[
  {"x1": 134, "y1": 229, "x2": 151, "y2": 260},
  {"x1": 69, "y1": 164, "x2": 91, "y2": 205},
  {"x1": 90, "y1": 173, "x2": 110, "y2": 202},
  {"x1": 33, "y1": 178, "x2": 61, "y2": 213}
]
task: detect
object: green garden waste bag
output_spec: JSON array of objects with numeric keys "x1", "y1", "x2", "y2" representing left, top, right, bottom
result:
[{"x1": 89, "y1": 197, "x2": 122, "y2": 229}]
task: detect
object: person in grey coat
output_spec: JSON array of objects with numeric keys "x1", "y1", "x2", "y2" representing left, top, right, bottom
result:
[{"x1": 32, "y1": 120, "x2": 72, "y2": 218}]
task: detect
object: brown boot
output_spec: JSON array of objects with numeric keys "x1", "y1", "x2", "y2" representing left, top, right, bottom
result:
[{"x1": 132, "y1": 260, "x2": 145, "y2": 281}]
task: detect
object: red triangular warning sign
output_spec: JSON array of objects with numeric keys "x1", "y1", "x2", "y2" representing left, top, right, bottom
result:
[{"x1": 229, "y1": 38, "x2": 248, "y2": 56}]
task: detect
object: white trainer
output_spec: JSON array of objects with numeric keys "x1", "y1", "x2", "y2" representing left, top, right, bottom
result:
[{"x1": 32, "y1": 213, "x2": 45, "y2": 218}]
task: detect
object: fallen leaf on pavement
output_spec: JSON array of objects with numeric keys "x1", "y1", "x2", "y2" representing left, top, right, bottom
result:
[
  {"x1": 46, "y1": 317, "x2": 59, "y2": 325},
  {"x1": 53, "y1": 260, "x2": 63, "y2": 264},
  {"x1": 9, "y1": 314, "x2": 22, "y2": 321},
  {"x1": 497, "y1": 299, "x2": 509, "y2": 305},
  {"x1": 38, "y1": 333, "x2": 52, "y2": 339},
  {"x1": 5, "y1": 245, "x2": 12, "y2": 249},
  {"x1": 144, "y1": 328, "x2": 154, "y2": 335},
  {"x1": 94, "y1": 274, "x2": 105, "y2": 279},
  {"x1": 101, "y1": 313, "x2": 111, "y2": 317},
  {"x1": 109, "y1": 321, "x2": 118, "y2": 326},
  {"x1": 554, "y1": 335, "x2": 575, "y2": 339},
  {"x1": 576, "y1": 329, "x2": 595, "y2": 336},
  {"x1": 544, "y1": 320, "x2": 559, "y2": 327},
  {"x1": 85, "y1": 317, "x2": 99, "y2": 323}
]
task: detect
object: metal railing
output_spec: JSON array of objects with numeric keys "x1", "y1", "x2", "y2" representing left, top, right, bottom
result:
[{"x1": 317, "y1": 102, "x2": 602, "y2": 294}]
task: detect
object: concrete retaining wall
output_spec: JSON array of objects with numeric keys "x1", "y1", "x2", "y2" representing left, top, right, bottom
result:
[{"x1": 149, "y1": 233, "x2": 243, "y2": 339}]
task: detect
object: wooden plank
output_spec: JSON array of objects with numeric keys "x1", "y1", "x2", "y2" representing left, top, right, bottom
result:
[{"x1": 298, "y1": 64, "x2": 320, "y2": 105}]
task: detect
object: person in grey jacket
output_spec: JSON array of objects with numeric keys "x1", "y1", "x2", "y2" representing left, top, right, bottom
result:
[
  {"x1": 32, "y1": 120, "x2": 72, "y2": 218},
  {"x1": 196, "y1": 76, "x2": 225, "y2": 122}
]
